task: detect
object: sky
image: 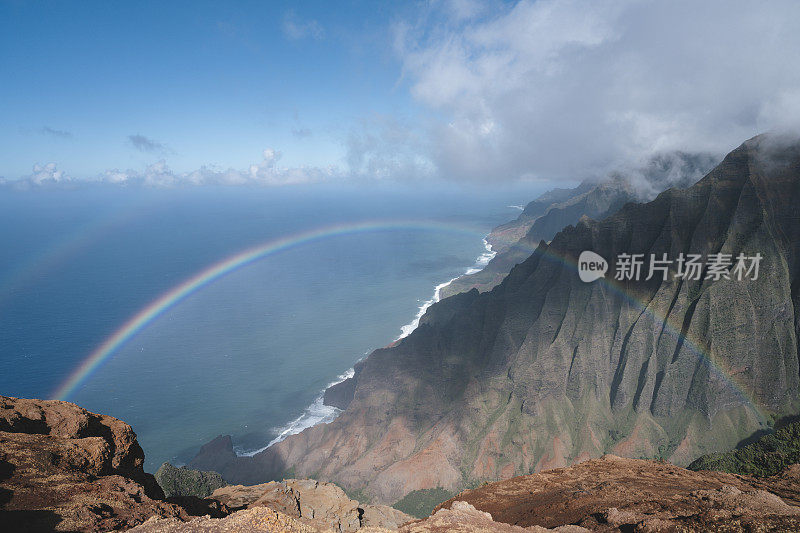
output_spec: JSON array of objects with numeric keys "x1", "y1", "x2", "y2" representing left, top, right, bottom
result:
[{"x1": 2, "y1": 0, "x2": 800, "y2": 187}]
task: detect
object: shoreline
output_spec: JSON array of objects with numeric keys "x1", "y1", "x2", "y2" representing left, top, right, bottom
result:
[
  {"x1": 235, "y1": 236, "x2": 496, "y2": 457},
  {"x1": 396, "y1": 237, "x2": 495, "y2": 341}
]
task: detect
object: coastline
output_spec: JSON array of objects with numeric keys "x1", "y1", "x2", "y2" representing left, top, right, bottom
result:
[
  {"x1": 395, "y1": 238, "x2": 495, "y2": 341},
  {"x1": 235, "y1": 236, "x2": 496, "y2": 457}
]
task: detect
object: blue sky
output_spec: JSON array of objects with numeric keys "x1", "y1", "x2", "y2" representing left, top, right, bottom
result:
[
  {"x1": 2, "y1": 0, "x2": 800, "y2": 186},
  {"x1": 0, "y1": 0, "x2": 421, "y2": 178}
]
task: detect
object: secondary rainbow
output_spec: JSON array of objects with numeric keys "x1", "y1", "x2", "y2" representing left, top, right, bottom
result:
[{"x1": 51, "y1": 219, "x2": 489, "y2": 401}]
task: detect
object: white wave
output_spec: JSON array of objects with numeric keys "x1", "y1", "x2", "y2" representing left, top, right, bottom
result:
[
  {"x1": 463, "y1": 238, "x2": 496, "y2": 275},
  {"x1": 395, "y1": 238, "x2": 495, "y2": 341},
  {"x1": 237, "y1": 367, "x2": 354, "y2": 456},
  {"x1": 507, "y1": 205, "x2": 524, "y2": 210},
  {"x1": 239, "y1": 237, "x2": 498, "y2": 455}
]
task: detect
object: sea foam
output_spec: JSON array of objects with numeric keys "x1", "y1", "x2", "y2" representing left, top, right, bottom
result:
[
  {"x1": 240, "y1": 237, "x2": 496, "y2": 455},
  {"x1": 238, "y1": 367, "x2": 355, "y2": 456},
  {"x1": 396, "y1": 237, "x2": 495, "y2": 340}
]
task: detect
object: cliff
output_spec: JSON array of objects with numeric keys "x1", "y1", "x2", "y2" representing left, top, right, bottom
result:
[
  {"x1": 441, "y1": 152, "x2": 718, "y2": 299},
  {"x1": 190, "y1": 135, "x2": 800, "y2": 503},
  {"x1": 0, "y1": 395, "x2": 225, "y2": 531},
  {"x1": 0, "y1": 396, "x2": 408, "y2": 532},
  {"x1": 133, "y1": 456, "x2": 800, "y2": 531}
]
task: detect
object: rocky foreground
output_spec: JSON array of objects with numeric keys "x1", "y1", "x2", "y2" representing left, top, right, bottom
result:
[
  {"x1": 0, "y1": 396, "x2": 226, "y2": 531},
  {"x1": 3, "y1": 396, "x2": 800, "y2": 531},
  {"x1": 0, "y1": 395, "x2": 408, "y2": 532},
  {"x1": 130, "y1": 455, "x2": 800, "y2": 532}
]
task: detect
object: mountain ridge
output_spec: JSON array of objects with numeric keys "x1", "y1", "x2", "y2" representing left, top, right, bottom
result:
[
  {"x1": 191, "y1": 134, "x2": 800, "y2": 504},
  {"x1": 442, "y1": 151, "x2": 719, "y2": 298}
]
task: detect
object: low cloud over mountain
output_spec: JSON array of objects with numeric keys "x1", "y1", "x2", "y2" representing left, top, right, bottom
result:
[{"x1": 394, "y1": 0, "x2": 800, "y2": 182}]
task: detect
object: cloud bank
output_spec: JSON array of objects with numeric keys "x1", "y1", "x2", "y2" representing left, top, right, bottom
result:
[
  {"x1": 394, "y1": 0, "x2": 800, "y2": 182},
  {"x1": 7, "y1": 149, "x2": 337, "y2": 189}
]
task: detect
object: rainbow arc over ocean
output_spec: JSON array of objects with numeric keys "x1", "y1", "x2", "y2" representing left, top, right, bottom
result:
[
  {"x1": 52, "y1": 219, "x2": 767, "y2": 424},
  {"x1": 51, "y1": 219, "x2": 488, "y2": 401}
]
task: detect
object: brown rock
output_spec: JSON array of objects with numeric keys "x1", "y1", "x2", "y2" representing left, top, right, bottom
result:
[
  {"x1": 129, "y1": 506, "x2": 330, "y2": 533},
  {"x1": 0, "y1": 395, "x2": 162, "y2": 498},
  {"x1": 397, "y1": 501, "x2": 591, "y2": 532},
  {"x1": 209, "y1": 478, "x2": 412, "y2": 532},
  {"x1": 0, "y1": 396, "x2": 202, "y2": 531},
  {"x1": 434, "y1": 457, "x2": 800, "y2": 531}
]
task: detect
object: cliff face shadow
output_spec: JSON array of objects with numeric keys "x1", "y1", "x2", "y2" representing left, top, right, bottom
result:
[
  {"x1": 774, "y1": 414, "x2": 800, "y2": 430},
  {"x1": 0, "y1": 510, "x2": 64, "y2": 532},
  {"x1": 0, "y1": 458, "x2": 16, "y2": 508},
  {"x1": 735, "y1": 414, "x2": 800, "y2": 449},
  {"x1": 736, "y1": 429, "x2": 774, "y2": 449},
  {"x1": 0, "y1": 458, "x2": 15, "y2": 481},
  {"x1": 187, "y1": 434, "x2": 291, "y2": 486},
  {"x1": 167, "y1": 495, "x2": 228, "y2": 518}
]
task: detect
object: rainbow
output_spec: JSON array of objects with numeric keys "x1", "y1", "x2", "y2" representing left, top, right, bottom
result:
[
  {"x1": 51, "y1": 219, "x2": 489, "y2": 401},
  {"x1": 52, "y1": 220, "x2": 767, "y2": 425},
  {"x1": 528, "y1": 244, "x2": 768, "y2": 422}
]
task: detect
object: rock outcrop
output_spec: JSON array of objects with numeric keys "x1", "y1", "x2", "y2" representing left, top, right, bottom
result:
[
  {"x1": 130, "y1": 506, "x2": 335, "y2": 532},
  {"x1": 209, "y1": 478, "x2": 412, "y2": 532},
  {"x1": 0, "y1": 395, "x2": 219, "y2": 531},
  {"x1": 191, "y1": 135, "x2": 800, "y2": 503},
  {"x1": 436, "y1": 455, "x2": 800, "y2": 531},
  {"x1": 0, "y1": 396, "x2": 406, "y2": 531},
  {"x1": 4, "y1": 396, "x2": 799, "y2": 531},
  {"x1": 133, "y1": 457, "x2": 800, "y2": 532}
]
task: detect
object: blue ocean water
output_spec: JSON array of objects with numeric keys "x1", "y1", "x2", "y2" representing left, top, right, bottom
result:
[{"x1": 0, "y1": 183, "x2": 542, "y2": 471}]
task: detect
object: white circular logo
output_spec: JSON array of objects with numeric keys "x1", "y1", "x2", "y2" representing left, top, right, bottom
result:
[{"x1": 578, "y1": 251, "x2": 608, "y2": 282}]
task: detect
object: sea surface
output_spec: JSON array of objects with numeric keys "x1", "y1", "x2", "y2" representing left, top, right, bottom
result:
[{"x1": 0, "y1": 182, "x2": 544, "y2": 471}]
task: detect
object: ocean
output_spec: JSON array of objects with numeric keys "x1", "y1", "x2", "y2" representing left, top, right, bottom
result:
[{"x1": 0, "y1": 182, "x2": 543, "y2": 471}]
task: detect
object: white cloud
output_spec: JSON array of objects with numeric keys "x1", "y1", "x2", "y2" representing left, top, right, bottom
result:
[
  {"x1": 4, "y1": 150, "x2": 338, "y2": 189},
  {"x1": 394, "y1": 0, "x2": 800, "y2": 182},
  {"x1": 106, "y1": 149, "x2": 336, "y2": 187},
  {"x1": 345, "y1": 114, "x2": 435, "y2": 182},
  {"x1": 2, "y1": 163, "x2": 76, "y2": 189},
  {"x1": 28, "y1": 163, "x2": 71, "y2": 186},
  {"x1": 40, "y1": 126, "x2": 72, "y2": 139}
]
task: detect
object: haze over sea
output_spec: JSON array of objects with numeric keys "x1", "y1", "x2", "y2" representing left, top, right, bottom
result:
[{"x1": 0, "y1": 183, "x2": 544, "y2": 471}]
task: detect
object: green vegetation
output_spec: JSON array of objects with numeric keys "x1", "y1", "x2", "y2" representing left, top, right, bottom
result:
[
  {"x1": 392, "y1": 488, "x2": 455, "y2": 519},
  {"x1": 154, "y1": 462, "x2": 226, "y2": 498},
  {"x1": 688, "y1": 420, "x2": 800, "y2": 477},
  {"x1": 343, "y1": 486, "x2": 372, "y2": 505}
]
